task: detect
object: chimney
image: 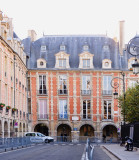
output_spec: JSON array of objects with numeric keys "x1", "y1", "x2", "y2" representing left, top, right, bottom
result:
[
  {"x1": 119, "y1": 21, "x2": 125, "y2": 55},
  {"x1": 28, "y1": 30, "x2": 37, "y2": 41}
]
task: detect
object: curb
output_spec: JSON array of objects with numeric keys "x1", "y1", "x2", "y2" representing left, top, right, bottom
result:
[{"x1": 102, "y1": 146, "x2": 122, "y2": 160}]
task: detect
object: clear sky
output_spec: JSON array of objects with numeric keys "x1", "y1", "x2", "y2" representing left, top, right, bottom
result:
[{"x1": 1, "y1": 0, "x2": 139, "y2": 43}]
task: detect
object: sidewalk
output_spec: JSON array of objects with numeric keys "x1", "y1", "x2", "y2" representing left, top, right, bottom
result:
[{"x1": 102, "y1": 144, "x2": 139, "y2": 160}]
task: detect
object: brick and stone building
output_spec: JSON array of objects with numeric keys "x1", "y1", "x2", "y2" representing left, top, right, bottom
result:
[
  {"x1": 22, "y1": 22, "x2": 139, "y2": 142},
  {"x1": 0, "y1": 11, "x2": 28, "y2": 138}
]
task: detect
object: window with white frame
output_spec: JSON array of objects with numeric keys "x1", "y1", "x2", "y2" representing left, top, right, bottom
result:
[
  {"x1": 59, "y1": 75, "x2": 67, "y2": 94},
  {"x1": 39, "y1": 99, "x2": 48, "y2": 119},
  {"x1": 103, "y1": 76, "x2": 112, "y2": 95},
  {"x1": 5, "y1": 84, "x2": 8, "y2": 106},
  {"x1": 103, "y1": 100, "x2": 112, "y2": 119},
  {"x1": 83, "y1": 59, "x2": 90, "y2": 68},
  {"x1": 129, "y1": 80, "x2": 137, "y2": 88},
  {"x1": 59, "y1": 100, "x2": 67, "y2": 119},
  {"x1": 5, "y1": 56, "x2": 7, "y2": 77},
  {"x1": 39, "y1": 75, "x2": 47, "y2": 94},
  {"x1": 83, "y1": 100, "x2": 91, "y2": 119},
  {"x1": 59, "y1": 59, "x2": 66, "y2": 68},
  {"x1": 82, "y1": 76, "x2": 91, "y2": 95},
  {"x1": 41, "y1": 45, "x2": 46, "y2": 52}
]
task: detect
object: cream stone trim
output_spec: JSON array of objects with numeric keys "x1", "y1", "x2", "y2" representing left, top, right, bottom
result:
[
  {"x1": 79, "y1": 51, "x2": 94, "y2": 69},
  {"x1": 55, "y1": 51, "x2": 70, "y2": 68}
]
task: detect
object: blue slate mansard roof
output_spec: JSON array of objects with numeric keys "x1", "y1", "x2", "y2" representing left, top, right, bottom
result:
[{"x1": 22, "y1": 35, "x2": 129, "y2": 71}]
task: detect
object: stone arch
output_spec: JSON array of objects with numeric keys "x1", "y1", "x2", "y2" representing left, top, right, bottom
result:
[
  {"x1": 23, "y1": 123, "x2": 25, "y2": 132},
  {"x1": 10, "y1": 121, "x2": 14, "y2": 137},
  {"x1": 79, "y1": 124, "x2": 95, "y2": 137},
  {"x1": 34, "y1": 123, "x2": 49, "y2": 136},
  {"x1": 102, "y1": 124, "x2": 118, "y2": 142},
  {"x1": 57, "y1": 123, "x2": 72, "y2": 142},
  {"x1": 4, "y1": 121, "x2": 8, "y2": 137},
  {"x1": 0, "y1": 120, "x2": 2, "y2": 138}
]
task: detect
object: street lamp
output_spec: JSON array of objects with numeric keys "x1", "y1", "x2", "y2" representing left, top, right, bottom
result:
[
  {"x1": 111, "y1": 72, "x2": 126, "y2": 143},
  {"x1": 110, "y1": 72, "x2": 126, "y2": 124},
  {"x1": 127, "y1": 36, "x2": 139, "y2": 75}
]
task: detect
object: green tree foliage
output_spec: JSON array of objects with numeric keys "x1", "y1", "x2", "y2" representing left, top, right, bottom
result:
[{"x1": 118, "y1": 84, "x2": 139, "y2": 123}]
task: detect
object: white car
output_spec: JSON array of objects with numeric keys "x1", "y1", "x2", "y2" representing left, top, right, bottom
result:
[{"x1": 25, "y1": 132, "x2": 54, "y2": 143}]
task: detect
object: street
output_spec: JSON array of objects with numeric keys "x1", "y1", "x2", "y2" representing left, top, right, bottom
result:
[{"x1": 0, "y1": 143, "x2": 85, "y2": 160}]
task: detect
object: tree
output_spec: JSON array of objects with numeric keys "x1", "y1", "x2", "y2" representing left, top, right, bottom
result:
[{"x1": 118, "y1": 84, "x2": 139, "y2": 123}]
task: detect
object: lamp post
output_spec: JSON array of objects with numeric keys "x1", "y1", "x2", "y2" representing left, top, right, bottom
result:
[
  {"x1": 111, "y1": 72, "x2": 126, "y2": 143},
  {"x1": 110, "y1": 72, "x2": 126, "y2": 124},
  {"x1": 127, "y1": 36, "x2": 139, "y2": 75}
]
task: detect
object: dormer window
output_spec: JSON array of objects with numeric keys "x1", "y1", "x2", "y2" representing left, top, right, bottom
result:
[
  {"x1": 103, "y1": 45, "x2": 110, "y2": 52},
  {"x1": 83, "y1": 59, "x2": 90, "y2": 68},
  {"x1": 40, "y1": 61, "x2": 44, "y2": 66},
  {"x1": 79, "y1": 52, "x2": 94, "y2": 69},
  {"x1": 102, "y1": 59, "x2": 112, "y2": 69},
  {"x1": 37, "y1": 58, "x2": 46, "y2": 68},
  {"x1": 41, "y1": 45, "x2": 46, "y2": 52},
  {"x1": 55, "y1": 51, "x2": 70, "y2": 69},
  {"x1": 128, "y1": 58, "x2": 137, "y2": 70},
  {"x1": 60, "y1": 45, "x2": 66, "y2": 51},
  {"x1": 83, "y1": 45, "x2": 89, "y2": 51},
  {"x1": 59, "y1": 59, "x2": 66, "y2": 67}
]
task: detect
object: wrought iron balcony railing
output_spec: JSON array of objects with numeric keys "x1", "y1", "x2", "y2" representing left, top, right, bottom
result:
[
  {"x1": 38, "y1": 114, "x2": 49, "y2": 120},
  {"x1": 81, "y1": 114, "x2": 92, "y2": 120},
  {"x1": 81, "y1": 90, "x2": 91, "y2": 95},
  {"x1": 102, "y1": 90, "x2": 112, "y2": 95},
  {"x1": 58, "y1": 114, "x2": 68, "y2": 120},
  {"x1": 58, "y1": 89, "x2": 68, "y2": 95},
  {"x1": 102, "y1": 114, "x2": 113, "y2": 121},
  {"x1": 37, "y1": 90, "x2": 47, "y2": 95}
]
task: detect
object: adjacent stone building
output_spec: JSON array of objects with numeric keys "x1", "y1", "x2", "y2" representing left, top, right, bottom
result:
[{"x1": 0, "y1": 11, "x2": 28, "y2": 138}]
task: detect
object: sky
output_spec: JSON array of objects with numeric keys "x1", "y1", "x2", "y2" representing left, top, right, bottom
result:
[{"x1": 0, "y1": 0, "x2": 139, "y2": 43}]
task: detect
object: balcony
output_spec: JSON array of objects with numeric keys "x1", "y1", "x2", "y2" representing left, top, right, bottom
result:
[
  {"x1": 81, "y1": 114, "x2": 92, "y2": 120},
  {"x1": 37, "y1": 90, "x2": 47, "y2": 95},
  {"x1": 38, "y1": 114, "x2": 49, "y2": 120},
  {"x1": 58, "y1": 114, "x2": 68, "y2": 120},
  {"x1": 81, "y1": 90, "x2": 91, "y2": 95},
  {"x1": 58, "y1": 89, "x2": 68, "y2": 95},
  {"x1": 102, "y1": 114, "x2": 113, "y2": 121},
  {"x1": 102, "y1": 90, "x2": 112, "y2": 95}
]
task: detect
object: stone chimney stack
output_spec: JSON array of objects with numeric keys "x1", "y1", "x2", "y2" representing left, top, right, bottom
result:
[
  {"x1": 28, "y1": 30, "x2": 37, "y2": 41},
  {"x1": 119, "y1": 20, "x2": 125, "y2": 55}
]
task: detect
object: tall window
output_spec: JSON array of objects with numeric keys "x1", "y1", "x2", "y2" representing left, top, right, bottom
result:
[
  {"x1": 83, "y1": 100, "x2": 91, "y2": 119},
  {"x1": 83, "y1": 59, "x2": 90, "y2": 68},
  {"x1": 82, "y1": 76, "x2": 91, "y2": 95},
  {"x1": 5, "y1": 56, "x2": 7, "y2": 77},
  {"x1": 11, "y1": 88, "x2": 13, "y2": 108},
  {"x1": 5, "y1": 84, "x2": 8, "y2": 105},
  {"x1": 103, "y1": 76, "x2": 112, "y2": 94},
  {"x1": 39, "y1": 75, "x2": 47, "y2": 94},
  {"x1": 59, "y1": 100, "x2": 67, "y2": 119},
  {"x1": 59, "y1": 75, "x2": 67, "y2": 94},
  {"x1": 39, "y1": 100, "x2": 47, "y2": 119},
  {"x1": 104, "y1": 100, "x2": 112, "y2": 119},
  {"x1": 11, "y1": 61, "x2": 13, "y2": 81},
  {"x1": 59, "y1": 59, "x2": 66, "y2": 67}
]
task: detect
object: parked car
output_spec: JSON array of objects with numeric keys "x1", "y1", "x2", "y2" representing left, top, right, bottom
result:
[{"x1": 25, "y1": 132, "x2": 54, "y2": 143}]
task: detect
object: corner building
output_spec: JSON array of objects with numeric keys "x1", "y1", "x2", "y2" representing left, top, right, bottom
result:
[{"x1": 0, "y1": 12, "x2": 28, "y2": 138}]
